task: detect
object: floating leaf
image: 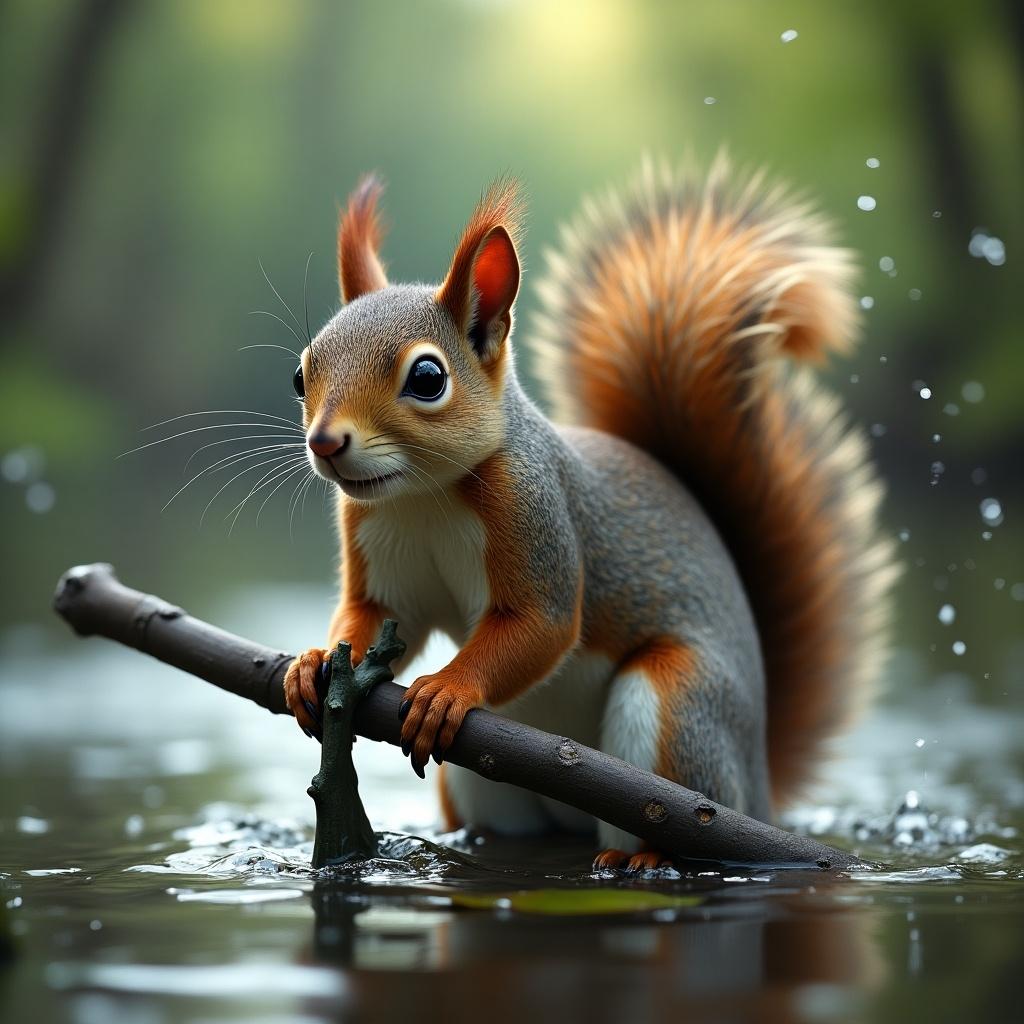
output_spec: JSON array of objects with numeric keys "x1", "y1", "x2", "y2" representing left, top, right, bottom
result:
[{"x1": 449, "y1": 888, "x2": 703, "y2": 916}]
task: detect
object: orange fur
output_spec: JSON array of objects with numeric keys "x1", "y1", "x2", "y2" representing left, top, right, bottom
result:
[
  {"x1": 531, "y1": 157, "x2": 900, "y2": 803},
  {"x1": 436, "y1": 178, "x2": 524, "y2": 335},
  {"x1": 337, "y1": 174, "x2": 388, "y2": 302},
  {"x1": 399, "y1": 453, "x2": 581, "y2": 767},
  {"x1": 437, "y1": 763, "x2": 463, "y2": 831}
]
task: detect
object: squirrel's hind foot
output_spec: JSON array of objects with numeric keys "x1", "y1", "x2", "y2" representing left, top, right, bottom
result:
[{"x1": 592, "y1": 848, "x2": 673, "y2": 874}]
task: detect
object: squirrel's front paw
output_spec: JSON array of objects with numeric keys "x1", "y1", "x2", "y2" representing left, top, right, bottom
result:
[
  {"x1": 398, "y1": 669, "x2": 482, "y2": 778},
  {"x1": 283, "y1": 647, "x2": 329, "y2": 737}
]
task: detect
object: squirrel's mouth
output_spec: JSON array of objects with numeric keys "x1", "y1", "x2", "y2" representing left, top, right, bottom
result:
[{"x1": 333, "y1": 468, "x2": 404, "y2": 500}]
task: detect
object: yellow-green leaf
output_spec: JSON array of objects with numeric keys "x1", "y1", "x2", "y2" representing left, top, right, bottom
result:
[{"x1": 449, "y1": 888, "x2": 703, "y2": 916}]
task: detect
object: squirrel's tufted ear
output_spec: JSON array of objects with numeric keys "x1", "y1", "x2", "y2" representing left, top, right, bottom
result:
[
  {"x1": 437, "y1": 179, "x2": 522, "y2": 363},
  {"x1": 337, "y1": 174, "x2": 388, "y2": 303}
]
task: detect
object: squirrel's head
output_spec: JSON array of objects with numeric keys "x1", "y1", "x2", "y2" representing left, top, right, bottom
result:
[{"x1": 296, "y1": 175, "x2": 522, "y2": 502}]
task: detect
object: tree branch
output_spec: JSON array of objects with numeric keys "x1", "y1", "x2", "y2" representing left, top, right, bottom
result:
[{"x1": 53, "y1": 563, "x2": 865, "y2": 871}]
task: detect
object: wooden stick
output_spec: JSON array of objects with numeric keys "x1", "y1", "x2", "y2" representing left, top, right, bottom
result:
[{"x1": 53, "y1": 563, "x2": 865, "y2": 870}]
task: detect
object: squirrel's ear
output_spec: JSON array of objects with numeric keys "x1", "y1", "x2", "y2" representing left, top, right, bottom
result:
[
  {"x1": 337, "y1": 174, "x2": 388, "y2": 303},
  {"x1": 437, "y1": 180, "x2": 522, "y2": 363}
]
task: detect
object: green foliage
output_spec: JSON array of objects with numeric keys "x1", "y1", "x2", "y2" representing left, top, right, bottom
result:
[{"x1": 1, "y1": 0, "x2": 1020, "y2": 696}]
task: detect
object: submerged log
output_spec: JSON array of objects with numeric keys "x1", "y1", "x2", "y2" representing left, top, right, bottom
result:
[{"x1": 54, "y1": 563, "x2": 866, "y2": 871}]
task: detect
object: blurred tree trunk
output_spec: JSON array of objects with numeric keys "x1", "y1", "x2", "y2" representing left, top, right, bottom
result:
[{"x1": 0, "y1": 0, "x2": 131, "y2": 322}]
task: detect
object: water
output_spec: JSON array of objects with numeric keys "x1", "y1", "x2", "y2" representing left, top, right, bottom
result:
[{"x1": 2, "y1": 586, "x2": 1022, "y2": 1022}]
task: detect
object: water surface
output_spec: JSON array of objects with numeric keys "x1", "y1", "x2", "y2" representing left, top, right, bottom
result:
[{"x1": 2, "y1": 585, "x2": 1021, "y2": 1022}]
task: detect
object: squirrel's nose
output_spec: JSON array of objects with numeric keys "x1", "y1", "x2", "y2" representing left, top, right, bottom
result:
[{"x1": 308, "y1": 432, "x2": 351, "y2": 459}]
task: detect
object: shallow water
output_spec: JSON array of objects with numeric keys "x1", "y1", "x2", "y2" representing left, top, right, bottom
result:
[{"x1": 1, "y1": 585, "x2": 1022, "y2": 1022}]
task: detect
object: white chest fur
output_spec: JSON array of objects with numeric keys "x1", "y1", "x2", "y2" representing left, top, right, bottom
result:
[{"x1": 353, "y1": 495, "x2": 490, "y2": 647}]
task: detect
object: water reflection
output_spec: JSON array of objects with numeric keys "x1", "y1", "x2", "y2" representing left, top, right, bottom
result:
[{"x1": 1, "y1": 586, "x2": 1022, "y2": 1022}]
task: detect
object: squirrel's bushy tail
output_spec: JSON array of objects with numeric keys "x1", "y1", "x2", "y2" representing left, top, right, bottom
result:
[{"x1": 529, "y1": 156, "x2": 900, "y2": 804}]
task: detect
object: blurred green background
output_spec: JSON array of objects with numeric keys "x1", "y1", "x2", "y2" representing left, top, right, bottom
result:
[{"x1": 1, "y1": 0, "x2": 1021, "y2": 700}]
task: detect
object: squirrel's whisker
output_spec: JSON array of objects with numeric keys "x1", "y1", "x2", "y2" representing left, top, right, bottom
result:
[
  {"x1": 255, "y1": 462, "x2": 311, "y2": 528},
  {"x1": 288, "y1": 470, "x2": 317, "y2": 540},
  {"x1": 141, "y1": 409, "x2": 304, "y2": 433},
  {"x1": 302, "y1": 252, "x2": 315, "y2": 367},
  {"x1": 201, "y1": 453, "x2": 307, "y2": 526},
  {"x1": 183, "y1": 434, "x2": 305, "y2": 473},
  {"x1": 226, "y1": 456, "x2": 310, "y2": 533},
  {"x1": 385, "y1": 441, "x2": 488, "y2": 486},
  {"x1": 239, "y1": 343, "x2": 301, "y2": 360},
  {"x1": 164, "y1": 444, "x2": 307, "y2": 512},
  {"x1": 249, "y1": 308, "x2": 306, "y2": 348},
  {"x1": 258, "y1": 258, "x2": 308, "y2": 347},
  {"x1": 122, "y1": 422, "x2": 304, "y2": 459}
]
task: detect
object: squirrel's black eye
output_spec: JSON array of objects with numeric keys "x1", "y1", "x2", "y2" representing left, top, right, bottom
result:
[
  {"x1": 403, "y1": 355, "x2": 447, "y2": 402},
  {"x1": 293, "y1": 365, "x2": 305, "y2": 398}
]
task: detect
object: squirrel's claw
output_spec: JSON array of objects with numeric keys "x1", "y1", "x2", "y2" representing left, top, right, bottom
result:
[
  {"x1": 283, "y1": 647, "x2": 329, "y2": 736},
  {"x1": 399, "y1": 669, "x2": 481, "y2": 778}
]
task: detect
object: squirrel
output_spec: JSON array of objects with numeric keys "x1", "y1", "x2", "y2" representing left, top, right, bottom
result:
[{"x1": 283, "y1": 157, "x2": 899, "y2": 871}]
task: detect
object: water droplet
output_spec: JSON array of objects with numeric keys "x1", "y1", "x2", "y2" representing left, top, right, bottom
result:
[
  {"x1": 919, "y1": 386, "x2": 932, "y2": 400},
  {"x1": 1011, "y1": 583, "x2": 1024, "y2": 602},
  {"x1": 952, "y1": 640, "x2": 966, "y2": 656},
  {"x1": 89, "y1": 919, "x2": 103, "y2": 931},
  {"x1": 938, "y1": 604, "x2": 956, "y2": 625},
  {"x1": 850, "y1": 374, "x2": 859, "y2": 384},
  {"x1": 932, "y1": 210, "x2": 942, "y2": 218},
  {"x1": 980, "y1": 497, "x2": 1003, "y2": 526},
  {"x1": 908, "y1": 288, "x2": 922, "y2": 301},
  {"x1": 943, "y1": 402, "x2": 960, "y2": 416},
  {"x1": 870, "y1": 423, "x2": 887, "y2": 437},
  {"x1": 703, "y1": 96, "x2": 716, "y2": 105},
  {"x1": 1, "y1": 445, "x2": 44, "y2": 483},
  {"x1": 866, "y1": 157, "x2": 880, "y2": 168},
  {"x1": 914, "y1": 738, "x2": 925, "y2": 748},
  {"x1": 982, "y1": 530, "x2": 992, "y2": 541},
  {"x1": 879, "y1": 256, "x2": 895, "y2": 272},
  {"x1": 971, "y1": 467, "x2": 987, "y2": 485},
  {"x1": 857, "y1": 195, "x2": 877, "y2": 212},
  {"x1": 780, "y1": 28, "x2": 798, "y2": 43},
  {"x1": 994, "y1": 578, "x2": 1006, "y2": 590},
  {"x1": 25, "y1": 481, "x2": 55, "y2": 514},
  {"x1": 968, "y1": 230, "x2": 1006, "y2": 266},
  {"x1": 961, "y1": 380, "x2": 985, "y2": 403},
  {"x1": 860, "y1": 295, "x2": 875, "y2": 309},
  {"x1": 898, "y1": 528, "x2": 911, "y2": 542},
  {"x1": 16, "y1": 815, "x2": 49, "y2": 835},
  {"x1": 879, "y1": 354, "x2": 888, "y2": 364}
]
